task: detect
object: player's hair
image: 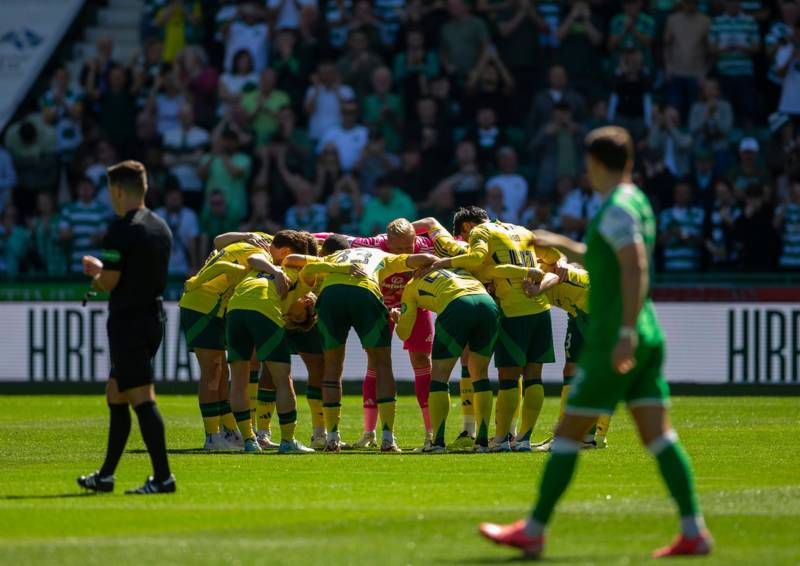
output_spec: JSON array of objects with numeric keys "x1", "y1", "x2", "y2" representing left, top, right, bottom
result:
[
  {"x1": 298, "y1": 231, "x2": 320, "y2": 256},
  {"x1": 321, "y1": 234, "x2": 350, "y2": 255},
  {"x1": 106, "y1": 160, "x2": 148, "y2": 197},
  {"x1": 284, "y1": 293, "x2": 318, "y2": 332},
  {"x1": 272, "y1": 230, "x2": 308, "y2": 254},
  {"x1": 386, "y1": 218, "x2": 414, "y2": 239},
  {"x1": 584, "y1": 127, "x2": 633, "y2": 172},
  {"x1": 452, "y1": 206, "x2": 489, "y2": 236}
]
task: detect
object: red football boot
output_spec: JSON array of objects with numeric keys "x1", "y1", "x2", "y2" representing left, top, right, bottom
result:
[
  {"x1": 478, "y1": 520, "x2": 545, "y2": 558},
  {"x1": 652, "y1": 531, "x2": 713, "y2": 558}
]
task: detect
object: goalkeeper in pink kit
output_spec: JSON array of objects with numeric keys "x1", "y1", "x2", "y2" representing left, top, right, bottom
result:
[{"x1": 316, "y1": 218, "x2": 435, "y2": 448}]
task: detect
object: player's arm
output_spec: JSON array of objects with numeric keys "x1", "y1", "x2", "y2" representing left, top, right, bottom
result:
[
  {"x1": 531, "y1": 230, "x2": 586, "y2": 263},
  {"x1": 214, "y1": 231, "x2": 271, "y2": 250},
  {"x1": 185, "y1": 260, "x2": 246, "y2": 291},
  {"x1": 485, "y1": 264, "x2": 546, "y2": 282},
  {"x1": 599, "y1": 205, "x2": 647, "y2": 374},
  {"x1": 432, "y1": 228, "x2": 489, "y2": 269},
  {"x1": 416, "y1": 219, "x2": 469, "y2": 259},
  {"x1": 411, "y1": 217, "x2": 440, "y2": 235},
  {"x1": 522, "y1": 272, "x2": 561, "y2": 297},
  {"x1": 392, "y1": 289, "x2": 419, "y2": 342},
  {"x1": 248, "y1": 253, "x2": 291, "y2": 299}
]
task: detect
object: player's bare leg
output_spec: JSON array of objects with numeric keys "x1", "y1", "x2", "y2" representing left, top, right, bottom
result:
[
  {"x1": 354, "y1": 361, "x2": 379, "y2": 448},
  {"x1": 630, "y1": 405, "x2": 711, "y2": 557},
  {"x1": 368, "y1": 346, "x2": 401, "y2": 452},
  {"x1": 255, "y1": 363, "x2": 278, "y2": 449},
  {"x1": 264, "y1": 361, "x2": 313, "y2": 454},
  {"x1": 301, "y1": 352, "x2": 327, "y2": 449},
  {"x1": 322, "y1": 346, "x2": 345, "y2": 451},
  {"x1": 409, "y1": 350, "x2": 433, "y2": 449}
]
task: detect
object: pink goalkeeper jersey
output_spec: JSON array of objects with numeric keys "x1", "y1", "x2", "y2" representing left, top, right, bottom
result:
[{"x1": 314, "y1": 233, "x2": 434, "y2": 307}]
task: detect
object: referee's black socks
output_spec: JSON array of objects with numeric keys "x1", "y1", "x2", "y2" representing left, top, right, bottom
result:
[
  {"x1": 134, "y1": 401, "x2": 171, "y2": 482},
  {"x1": 99, "y1": 403, "x2": 131, "y2": 477}
]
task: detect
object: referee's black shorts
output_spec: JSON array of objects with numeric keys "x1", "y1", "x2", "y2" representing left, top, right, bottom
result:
[{"x1": 107, "y1": 308, "x2": 164, "y2": 392}]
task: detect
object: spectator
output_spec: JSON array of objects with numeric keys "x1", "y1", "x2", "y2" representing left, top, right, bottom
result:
[
  {"x1": 29, "y1": 192, "x2": 67, "y2": 277},
  {"x1": 494, "y1": 0, "x2": 548, "y2": 120},
  {"x1": 484, "y1": 184, "x2": 515, "y2": 222},
  {"x1": 3, "y1": 116, "x2": 58, "y2": 219},
  {"x1": 690, "y1": 148, "x2": 718, "y2": 207},
  {"x1": 556, "y1": 0, "x2": 605, "y2": 102},
  {"x1": 0, "y1": 146, "x2": 17, "y2": 215},
  {"x1": 775, "y1": 175, "x2": 800, "y2": 269},
  {"x1": 709, "y1": 0, "x2": 760, "y2": 121},
  {"x1": 729, "y1": 137, "x2": 770, "y2": 197},
  {"x1": 327, "y1": 173, "x2": 365, "y2": 233},
  {"x1": 0, "y1": 205, "x2": 30, "y2": 280},
  {"x1": 429, "y1": 74, "x2": 461, "y2": 126},
  {"x1": 608, "y1": 0, "x2": 655, "y2": 71},
  {"x1": 211, "y1": 103, "x2": 255, "y2": 153},
  {"x1": 200, "y1": 189, "x2": 240, "y2": 253},
  {"x1": 775, "y1": 20, "x2": 800, "y2": 118},
  {"x1": 198, "y1": 129, "x2": 252, "y2": 222},
  {"x1": 608, "y1": 48, "x2": 653, "y2": 141},
  {"x1": 644, "y1": 105, "x2": 694, "y2": 179},
  {"x1": 704, "y1": 179, "x2": 741, "y2": 270},
  {"x1": 531, "y1": 101, "x2": 584, "y2": 198},
  {"x1": 153, "y1": 0, "x2": 203, "y2": 63},
  {"x1": 88, "y1": 64, "x2": 138, "y2": 154},
  {"x1": 337, "y1": 29, "x2": 384, "y2": 99},
  {"x1": 323, "y1": 0, "x2": 353, "y2": 52},
  {"x1": 285, "y1": 183, "x2": 329, "y2": 232},
  {"x1": 240, "y1": 190, "x2": 282, "y2": 234},
  {"x1": 155, "y1": 184, "x2": 200, "y2": 276},
  {"x1": 349, "y1": 0, "x2": 383, "y2": 51},
  {"x1": 520, "y1": 197, "x2": 556, "y2": 230},
  {"x1": 317, "y1": 101, "x2": 369, "y2": 172},
  {"x1": 439, "y1": 0, "x2": 490, "y2": 78},
  {"x1": 558, "y1": 176, "x2": 602, "y2": 240},
  {"x1": 59, "y1": 177, "x2": 108, "y2": 274},
  {"x1": 658, "y1": 180, "x2": 705, "y2": 271},
  {"x1": 163, "y1": 102, "x2": 210, "y2": 210},
  {"x1": 242, "y1": 69, "x2": 290, "y2": 145},
  {"x1": 363, "y1": 67, "x2": 404, "y2": 153},
  {"x1": 304, "y1": 61, "x2": 355, "y2": 140},
  {"x1": 222, "y1": 2, "x2": 269, "y2": 73},
  {"x1": 142, "y1": 144, "x2": 177, "y2": 208},
  {"x1": 175, "y1": 45, "x2": 219, "y2": 130},
  {"x1": 146, "y1": 68, "x2": 187, "y2": 137},
  {"x1": 732, "y1": 185, "x2": 778, "y2": 270},
  {"x1": 359, "y1": 176, "x2": 416, "y2": 235},
  {"x1": 39, "y1": 66, "x2": 83, "y2": 159},
  {"x1": 663, "y1": 0, "x2": 710, "y2": 121},
  {"x1": 688, "y1": 79, "x2": 734, "y2": 174},
  {"x1": 219, "y1": 49, "x2": 260, "y2": 116},
  {"x1": 271, "y1": 29, "x2": 309, "y2": 119},
  {"x1": 765, "y1": 0, "x2": 799, "y2": 111},
  {"x1": 393, "y1": 28, "x2": 439, "y2": 103},
  {"x1": 80, "y1": 36, "x2": 118, "y2": 98},
  {"x1": 355, "y1": 131, "x2": 400, "y2": 195},
  {"x1": 526, "y1": 65, "x2": 588, "y2": 131},
  {"x1": 260, "y1": 106, "x2": 314, "y2": 183},
  {"x1": 267, "y1": 0, "x2": 318, "y2": 33},
  {"x1": 83, "y1": 139, "x2": 119, "y2": 209},
  {"x1": 431, "y1": 140, "x2": 484, "y2": 208},
  {"x1": 130, "y1": 111, "x2": 162, "y2": 164},
  {"x1": 464, "y1": 47, "x2": 515, "y2": 124},
  {"x1": 464, "y1": 107, "x2": 509, "y2": 174},
  {"x1": 766, "y1": 112, "x2": 799, "y2": 186},
  {"x1": 485, "y1": 147, "x2": 528, "y2": 224},
  {"x1": 394, "y1": 143, "x2": 427, "y2": 203},
  {"x1": 374, "y1": 0, "x2": 405, "y2": 48}
]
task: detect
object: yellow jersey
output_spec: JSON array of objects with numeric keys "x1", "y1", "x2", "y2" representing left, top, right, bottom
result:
[
  {"x1": 301, "y1": 248, "x2": 411, "y2": 301},
  {"x1": 178, "y1": 237, "x2": 272, "y2": 315},
  {"x1": 227, "y1": 266, "x2": 312, "y2": 327},
  {"x1": 450, "y1": 221, "x2": 549, "y2": 317},
  {"x1": 545, "y1": 266, "x2": 590, "y2": 318}
]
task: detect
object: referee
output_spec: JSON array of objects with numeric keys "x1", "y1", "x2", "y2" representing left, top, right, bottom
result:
[{"x1": 77, "y1": 160, "x2": 176, "y2": 495}]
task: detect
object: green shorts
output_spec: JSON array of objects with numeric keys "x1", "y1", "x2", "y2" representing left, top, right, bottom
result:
[
  {"x1": 287, "y1": 326, "x2": 323, "y2": 355},
  {"x1": 180, "y1": 306, "x2": 225, "y2": 351},
  {"x1": 567, "y1": 340, "x2": 670, "y2": 415},
  {"x1": 225, "y1": 309, "x2": 291, "y2": 363},
  {"x1": 564, "y1": 315, "x2": 587, "y2": 362},
  {"x1": 494, "y1": 310, "x2": 555, "y2": 368},
  {"x1": 432, "y1": 293, "x2": 499, "y2": 360},
  {"x1": 316, "y1": 285, "x2": 391, "y2": 350}
]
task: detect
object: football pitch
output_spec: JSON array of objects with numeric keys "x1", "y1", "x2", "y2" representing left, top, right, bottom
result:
[{"x1": 0, "y1": 395, "x2": 798, "y2": 565}]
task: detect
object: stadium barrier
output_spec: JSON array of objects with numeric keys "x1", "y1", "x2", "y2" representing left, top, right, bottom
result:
[{"x1": 0, "y1": 300, "x2": 797, "y2": 387}]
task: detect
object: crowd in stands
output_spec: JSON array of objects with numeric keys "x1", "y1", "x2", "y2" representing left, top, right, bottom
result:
[{"x1": 1, "y1": 0, "x2": 800, "y2": 280}]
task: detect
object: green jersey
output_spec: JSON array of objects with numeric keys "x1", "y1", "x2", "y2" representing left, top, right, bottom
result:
[{"x1": 584, "y1": 184, "x2": 663, "y2": 347}]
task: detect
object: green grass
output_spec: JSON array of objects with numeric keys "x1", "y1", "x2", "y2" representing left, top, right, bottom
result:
[{"x1": 0, "y1": 395, "x2": 798, "y2": 565}]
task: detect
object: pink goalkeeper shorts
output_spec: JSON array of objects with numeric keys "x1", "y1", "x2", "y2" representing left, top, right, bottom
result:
[{"x1": 388, "y1": 308, "x2": 433, "y2": 354}]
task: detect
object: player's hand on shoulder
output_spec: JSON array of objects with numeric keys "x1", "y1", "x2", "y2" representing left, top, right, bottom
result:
[
  {"x1": 389, "y1": 308, "x2": 401, "y2": 324},
  {"x1": 554, "y1": 263, "x2": 569, "y2": 282},
  {"x1": 82, "y1": 256, "x2": 103, "y2": 277},
  {"x1": 350, "y1": 263, "x2": 368, "y2": 277},
  {"x1": 246, "y1": 233, "x2": 271, "y2": 250},
  {"x1": 274, "y1": 269, "x2": 291, "y2": 299}
]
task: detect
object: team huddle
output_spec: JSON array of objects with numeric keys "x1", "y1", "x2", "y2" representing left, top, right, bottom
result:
[{"x1": 178, "y1": 207, "x2": 607, "y2": 454}]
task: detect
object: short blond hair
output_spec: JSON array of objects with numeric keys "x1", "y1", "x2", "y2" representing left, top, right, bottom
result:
[{"x1": 386, "y1": 218, "x2": 414, "y2": 238}]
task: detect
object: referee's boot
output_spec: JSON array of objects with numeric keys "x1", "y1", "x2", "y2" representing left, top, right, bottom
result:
[
  {"x1": 77, "y1": 471, "x2": 115, "y2": 493},
  {"x1": 125, "y1": 474, "x2": 177, "y2": 495}
]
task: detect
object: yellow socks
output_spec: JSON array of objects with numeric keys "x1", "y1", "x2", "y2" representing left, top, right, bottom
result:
[
  {"x1": 428, "y1": 381, "x2": 450, "y2": 446},
  {"x1": 459, "y1": 367, "x2": 475, "y2": 435},
  {"x1": 323, "y1": 402, "x2": 341, "y2": 433},
  {"x1": 472, "y1": 378, "x2": 493, "y2": 446},
  {"x1": 278, "y1": 410, "x2": 297, "y2": 442},
  {"x1": 518, "y1": 380, "x2": 544, "y2": 441},
  {"x1": 219, "y1": 400, "x2": 237, "y2": 432},
  {"x1": 256, "y1": 389, "x2": 276, "y2": 432},
  {"x1": 248, "y1": 371, "x2": 259, "y2": 428},
  {"x1": 306, "y1": 386, "x2": 325, "y2": 433},
  {"x1": 559, "y1": 383, "x2": 571, "y2": 418},
  {"x1": 377, "y1": 397, "x2": 397, "y2": 438},
  {"x1": 199, "y1": 402, "x2": 220, "y2": 435},
  {"x1": 596, "y1": 414, "x2": 611, "y2": 443},
  {"x1": 495, "y1": 378, "x2": 520, "y2": 440},
  {"x1": 234, "y1": 409, "x2": 255, "y2": 441}
]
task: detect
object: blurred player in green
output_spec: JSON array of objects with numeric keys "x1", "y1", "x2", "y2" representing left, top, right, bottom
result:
[{"x1": 479, "y1": 127, "x2": 711, "y2": 559}]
